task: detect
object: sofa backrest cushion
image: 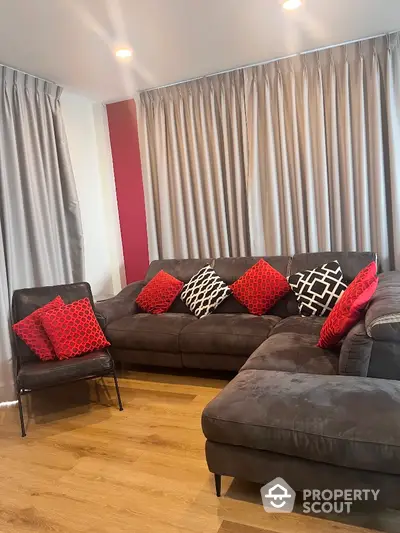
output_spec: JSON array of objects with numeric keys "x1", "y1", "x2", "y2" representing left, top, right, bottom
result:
[
  {"x1": 212, "y1": 256, "x2": 289, "y2": 284},
  {"x1": 212, "y1": 256, "x2": 294, "y2": 316},
  {"x1": 145, "y1": 259, "x2": 212, "y2": 283},
  {"x1": 145, "y1": 259, "x2": 212, "y2": 313},
  {"x1": 290, "y1": 252, "x2": 378, "y2": 284},
  {"x1": 143, "y1": 252, "x2": 379, "y2": 317}
]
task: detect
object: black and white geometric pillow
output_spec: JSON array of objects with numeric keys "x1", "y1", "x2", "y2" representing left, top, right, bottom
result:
[
  {"x1": 181, "y1": 265, "x2": 231, "y2": 319},
  {"x1": 288, "y1": 260, "x2": 347, "y2": 317}
]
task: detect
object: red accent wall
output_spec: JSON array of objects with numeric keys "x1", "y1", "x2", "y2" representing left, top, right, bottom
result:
[{"x1": 106, "y1": 99, "x2": 149, "y2": 283}]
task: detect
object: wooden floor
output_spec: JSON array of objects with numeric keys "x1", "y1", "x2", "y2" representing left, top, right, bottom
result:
[{"x1": 0, "y1": 370, "x2": 398, "y2": 533}]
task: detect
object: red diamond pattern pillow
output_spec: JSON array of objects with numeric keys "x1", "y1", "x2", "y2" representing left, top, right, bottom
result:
[
  {"x1": 318, "y1": 262, "x2": 378, "y2": 349},
  {"x1": 136, "y1": 270, "x2": 184, "y2": 314},
  {"x1": 230, "y1": 259, "x2": 291, "y2": 315},
  {"x1": 41, "y1": 297, "x2": 110, "y2": 360},
  {"x1": 12, "y1": 296, "x2": 64, "y2": 361}
]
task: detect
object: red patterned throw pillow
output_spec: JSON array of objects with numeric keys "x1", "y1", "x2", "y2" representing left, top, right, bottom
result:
[
  {"x1": 318, "y1": 262, "x2": 378, "y2": 349},
  {"x1": 41, "y1": 297, "x2": 110, "y2": 360},
  {"x1": 230, "y1": 259, "x2": 291, "y2": 315},
  {"x1": 13, "y1": 296, "x2": 64, "y2": 361},
  {"x1": 136, "y1": 270, "x2": 184, "y2": 314}
]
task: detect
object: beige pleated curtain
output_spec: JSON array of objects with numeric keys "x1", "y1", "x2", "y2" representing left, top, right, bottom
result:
[{"x1": 139, "y1": 33, "x2": 400, "y2": 271}]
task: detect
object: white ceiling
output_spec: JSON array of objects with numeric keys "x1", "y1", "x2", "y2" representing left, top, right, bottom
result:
[{"x1": 0, "y1": 0, "x2": 399, "y2": 102}]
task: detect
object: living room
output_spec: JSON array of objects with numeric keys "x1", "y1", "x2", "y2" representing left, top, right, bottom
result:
[{"x1": 1, "y1": 1, "x2": 400, "y2": 532}]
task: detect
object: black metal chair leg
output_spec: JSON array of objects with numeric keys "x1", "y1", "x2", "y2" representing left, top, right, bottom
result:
[
  {"x1": 17, "y1": 391, "x2": 26, "y2": 437},
  {"x1": 214, "y1": 474, "x2": 221, "y2": 497},
  {"x1": 112, "y1": 370, "x2": 123, "y2": 411}
]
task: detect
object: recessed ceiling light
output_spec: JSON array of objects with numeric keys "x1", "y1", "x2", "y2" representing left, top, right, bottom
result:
[
  {"x1": 283, "y1": 0, "x2": 302, "y2": 10},
  {"x1": 115, "y1": 48, "x2": 132, "y2": 59}
]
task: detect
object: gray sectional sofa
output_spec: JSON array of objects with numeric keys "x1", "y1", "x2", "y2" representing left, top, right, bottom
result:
[
  {"x1": 96, "y1": 251, "x2": 400, "y2": 505},
  {"x1": 96, "y1": 251, "x2": 391, "y2": 377},
  {"x1": 202, "y1": 370, "x2": 400, "y2": 505}
]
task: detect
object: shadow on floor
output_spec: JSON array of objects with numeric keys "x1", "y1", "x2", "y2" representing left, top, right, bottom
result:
[
  {"x1": 118, "y1": 363, "x2": 233, "y2": 388},
  {"x1": 13, "y1": 379, "x2": 115, "y2": 438}
]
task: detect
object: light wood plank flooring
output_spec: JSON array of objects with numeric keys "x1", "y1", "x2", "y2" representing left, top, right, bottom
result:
[{"x1": 0, "y1": 370, "x2": 398, "y2": 533}]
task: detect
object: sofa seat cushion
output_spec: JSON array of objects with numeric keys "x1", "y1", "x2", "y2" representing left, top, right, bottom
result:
[
  {"x1": 180, "y1": 314, "x2": 281, "y2": 356},
  {"x1": 106, "y1": 313, "x2": 197, "y2": 353},
  {"x1": 202, "y1": 369, "x2": 400, "y2": 475},
  {"x1": 17, "y1": 351, "x2": 112, "y2": 390},
  {"x1": 269, "y1": 315, "x2": 326, "y2": 337},
  {"x1": 242, "y1": 316, "x2": 338, "y2": 375}
]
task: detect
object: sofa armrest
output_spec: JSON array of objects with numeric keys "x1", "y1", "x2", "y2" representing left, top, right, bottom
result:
[
  {"x1": 95, "y1": 281, "x2": 145, "y2": 328},
  {"x1": 365, "y1": 271, "x2": 400, "y2": 342},
  {"x1": 339, "y1": 320, "x2": 373, "y2": 377}
]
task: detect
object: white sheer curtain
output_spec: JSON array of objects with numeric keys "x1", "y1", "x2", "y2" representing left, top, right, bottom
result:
[
  {"x1": 0, "y1": 67, "x2": 84, "y2": 402},
  {"x1": 139, "y1": 33, "x2": 400, "y2": 271}
]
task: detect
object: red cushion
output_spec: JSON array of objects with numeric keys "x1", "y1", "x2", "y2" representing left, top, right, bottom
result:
[
  {"x1": 41, "y1": 297, "x2": 110, "y2": 360},
  {"x1": 230, "y1": 259, "x2": 291, "y2": 315},
  {"x1": 136, "y1": 270, "x2": 184, "y2": 314},
  {"x1": 12, "y1": 296, "x2": 64, "y2": 361},
  {"x1": 318, "y1": 262, "x2": 378, "y2": 348}
]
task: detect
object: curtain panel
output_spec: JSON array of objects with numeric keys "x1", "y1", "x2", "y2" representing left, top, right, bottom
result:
[
  {"x1": 140, "y1": 70, "x2": 250, "y2": 260},
  {"x1": 139, "y1": 33, "x2": 400, "y2": 271},
  {"x1": 0, "y1": 66, "x2": 84, "y2": 402}
]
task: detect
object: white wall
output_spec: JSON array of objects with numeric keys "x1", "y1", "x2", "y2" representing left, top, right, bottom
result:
[{"x1": 61, "y1": 91, "x2": 125, "y2": 299}]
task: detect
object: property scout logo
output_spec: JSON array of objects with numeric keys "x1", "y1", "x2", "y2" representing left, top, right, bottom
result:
[{"x1": 261, "y1": 477, "x2": 380, "y2": 514}]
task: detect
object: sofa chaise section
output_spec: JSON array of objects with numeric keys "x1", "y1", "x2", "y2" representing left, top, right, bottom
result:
[{"x1": 202, "y1": 369, "x2": 400, "y2": 505}]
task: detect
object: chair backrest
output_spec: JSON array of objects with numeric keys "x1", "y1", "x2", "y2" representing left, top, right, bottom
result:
[{"x1": 12, "y1": 282, "x2": 94, "y2": 367}]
